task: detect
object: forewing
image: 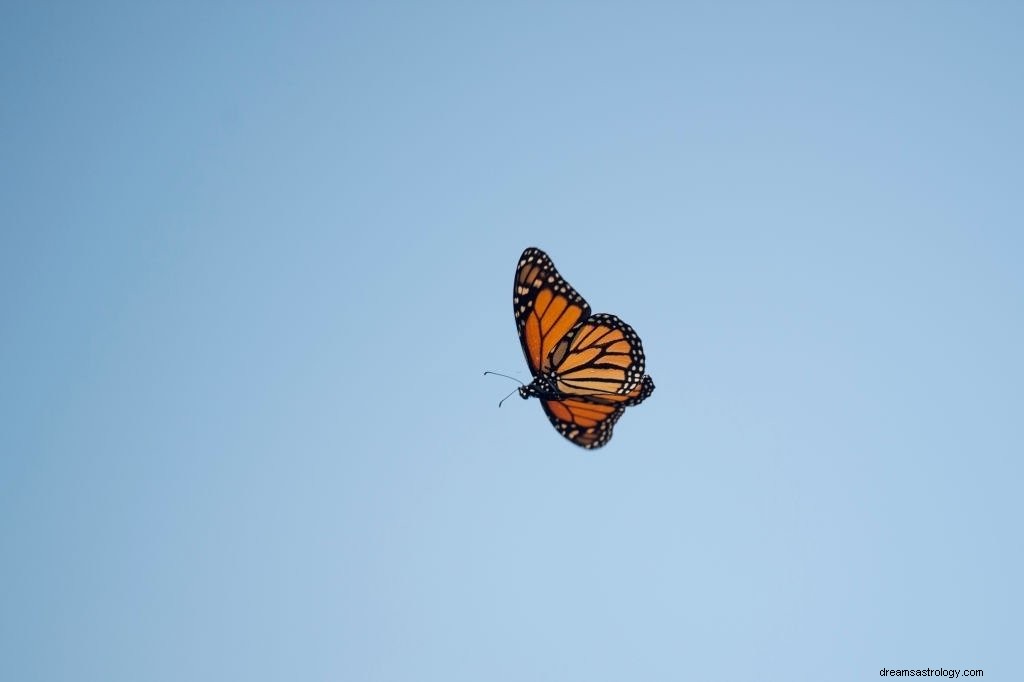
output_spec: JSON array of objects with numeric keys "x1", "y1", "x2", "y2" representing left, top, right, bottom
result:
[
  {"x1": 540, "y1": 397, "x2": 625, "y2": 449},
  {"x1": 549, "y1": 313, "x2": 647, "y2": 397},
  {"x1": 514, "y1": 248, "x2": 591, "y2": 375}
]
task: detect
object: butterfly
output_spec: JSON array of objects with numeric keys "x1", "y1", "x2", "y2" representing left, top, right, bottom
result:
[{"x1": 509, "y1": 247, "x2": 654, "y2": 448}]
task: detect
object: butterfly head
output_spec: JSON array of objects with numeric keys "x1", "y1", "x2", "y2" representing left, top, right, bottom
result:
[{"x1": 521, "y1": 373, "x2": 560, "y2": 400}]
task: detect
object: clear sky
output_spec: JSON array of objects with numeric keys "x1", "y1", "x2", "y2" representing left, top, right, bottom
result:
[{"x1": 2, "y1": 3, "x2": 1022, "y2": 680}]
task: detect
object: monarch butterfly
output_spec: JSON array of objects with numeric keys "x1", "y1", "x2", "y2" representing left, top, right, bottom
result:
[{"x1": 506, "y1": 247, "x2": 654, "y2": 448}]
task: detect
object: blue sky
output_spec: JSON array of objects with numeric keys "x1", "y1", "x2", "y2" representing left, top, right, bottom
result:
[{"x1": 2, "y1": 2, "x2": 1021, "y2": 680}]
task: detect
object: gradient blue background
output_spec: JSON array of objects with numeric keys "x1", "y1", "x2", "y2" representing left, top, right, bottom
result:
[{"x1": 2, "y1": 3, "x2": 1021, "y2": 680}]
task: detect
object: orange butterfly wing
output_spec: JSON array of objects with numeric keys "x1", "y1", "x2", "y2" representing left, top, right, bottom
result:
[
  {"x1": 513, "y1": 248, "x2": 591, "y2": 375},
  {"x1": 549, "y1": 313, "x2": 647, "y2": 397},
  {"x1": 541, "y1": 376, "x2": 655, "y2": 449}
]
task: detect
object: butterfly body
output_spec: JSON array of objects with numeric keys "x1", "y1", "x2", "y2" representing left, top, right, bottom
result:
[{"x1": 511, "y1": 247, "x2": 654, "y2": 449}]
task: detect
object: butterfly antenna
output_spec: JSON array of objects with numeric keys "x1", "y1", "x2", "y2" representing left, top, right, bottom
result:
[
  {"x1": 484, "y1": 371, "x2": 526, "y2": 407},
  {"x1": 483, "y1": 371, "x2": 525, "y2": 386},
  {"x1": 497, "y1": 387, "x2": 519, "y2": 408}
]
